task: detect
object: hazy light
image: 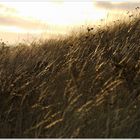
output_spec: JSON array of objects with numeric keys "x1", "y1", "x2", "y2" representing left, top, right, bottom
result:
[
  {"x1": 2, "y1": 0, "x2": 133, "y2": 43},
  {"x1": 1, "y1": 1, "x2": 108, "y2": 26}
]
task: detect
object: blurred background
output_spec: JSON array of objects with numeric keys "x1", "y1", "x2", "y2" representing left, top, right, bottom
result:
[{"x1": 0, "y1": 0, "x2": 140, "y2": 44}]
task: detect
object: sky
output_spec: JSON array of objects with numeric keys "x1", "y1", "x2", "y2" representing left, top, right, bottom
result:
[{"x1": 0, "y1": 0, "x2": 140, "y2": 44}]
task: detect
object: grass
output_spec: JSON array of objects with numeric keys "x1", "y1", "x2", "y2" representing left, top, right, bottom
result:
[{"x1": 0, "y1": 12, "x2": 140, "y2": 138}]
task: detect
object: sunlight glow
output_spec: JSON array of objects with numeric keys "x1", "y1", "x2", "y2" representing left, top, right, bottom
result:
[
  {"x1": 1, "y1": 1, "x2": 108, "y2": 26},
  {"x1": 0, "y1": 25, "x2": 43, "y2": 34},
  {"x1": 0, "y1": 1, "x2": 110, "y2": 43}
]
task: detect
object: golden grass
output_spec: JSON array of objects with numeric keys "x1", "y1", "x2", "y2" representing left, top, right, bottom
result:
[{"x1": 0, "y1": 13, "x2": 140, "y2": 138}]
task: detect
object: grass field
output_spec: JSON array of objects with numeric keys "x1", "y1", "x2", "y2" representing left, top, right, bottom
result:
[{"x1": 0, "y1": 13, "x2": 140, "y2": 138}]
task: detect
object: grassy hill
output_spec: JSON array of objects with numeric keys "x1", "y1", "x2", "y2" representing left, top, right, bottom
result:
[{"x1": 0, "y1": 15, "x2": 140, "y2": 138}]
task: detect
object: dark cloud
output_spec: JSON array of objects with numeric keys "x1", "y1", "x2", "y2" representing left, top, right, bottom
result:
[
  {"x1": 0, "y1": 15, "x2": 45, "y2": 30},
  {"x1": 95, "y1": 1, "x2": 140, "y2": 10}
]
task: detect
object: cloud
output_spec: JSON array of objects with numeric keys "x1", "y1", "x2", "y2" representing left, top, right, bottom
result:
[
  {"x1": 0, "y1": 14, "x2": 46, "y2": 31},
  {"x1": 94, "y1": 1, "x2": 140, "y2": 10},
  {"x1": 0, "y1": 3, "x2": 46, "y2": 31},
  {"x1": 0, "y1": 4, "x2": 17, "y2": 14}
]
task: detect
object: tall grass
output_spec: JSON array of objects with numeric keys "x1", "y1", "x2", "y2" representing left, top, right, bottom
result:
[{"x1": 0, "y1": 13, "x2": 140, "y2": 138}]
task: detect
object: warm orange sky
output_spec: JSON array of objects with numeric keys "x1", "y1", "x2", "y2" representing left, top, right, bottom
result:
[{"x1": 0, "y1": 0, "x2": 140, "y2": 44}]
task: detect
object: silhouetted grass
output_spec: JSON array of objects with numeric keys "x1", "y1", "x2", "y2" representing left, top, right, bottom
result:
[{"x1": 0, "y1": 13, "x2": 140, "y2": 138}]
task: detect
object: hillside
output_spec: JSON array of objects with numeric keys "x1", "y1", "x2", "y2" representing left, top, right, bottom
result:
[{"x1": 0, "y1": 15, "x2": 140, "y2": 138}]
